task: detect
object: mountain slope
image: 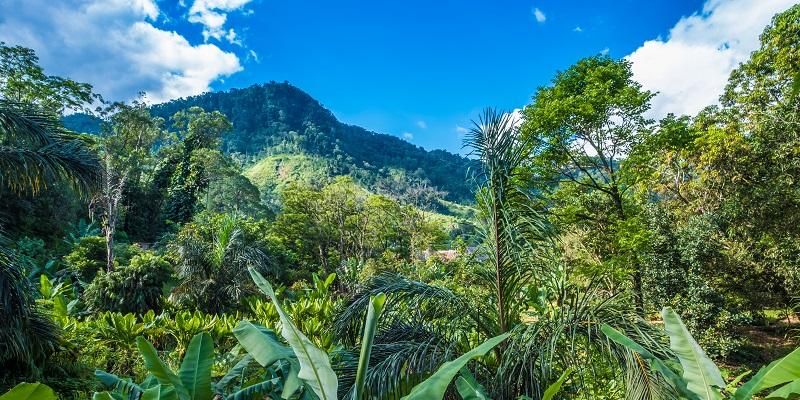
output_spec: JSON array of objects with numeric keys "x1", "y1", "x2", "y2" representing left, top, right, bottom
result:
[{"x1": 147, "y1": 82, "x2": 476, "y2": 203}]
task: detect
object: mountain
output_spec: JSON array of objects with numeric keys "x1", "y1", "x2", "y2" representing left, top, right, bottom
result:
[{"x1": 64, "y1": 82, "x2": 476, "y2": 204}]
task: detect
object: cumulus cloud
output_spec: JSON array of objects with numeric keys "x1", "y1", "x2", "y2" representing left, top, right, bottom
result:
[
  {"x1": 626, "y1": 0, "x2": 796, "y2": 118},
  {"x1": 402, "y1": 132, "x2": 414, "y2": 140},
  {"x1": 416, "y1": 120, "x2": 428, "y2": 129},
  {"x1": 188, "y1": 0, "x2": 254, "y2": 44},
  {"x1": 533, "y1": 7, "x2": 546, "y2": 23},
  {"x1": 0, "y1": 0, "x2": 243, "y2": 103},
  {"x1": 573, "y1": 26, "x2": 583, "y2": 33},
  {"x1": 506, "y1": 108, "x2": 524, "y2": 128}
]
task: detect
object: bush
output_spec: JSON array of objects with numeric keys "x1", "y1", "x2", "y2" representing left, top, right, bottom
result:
[
  {"x1": 64, "y1": 236, "x2": 107, "y2": 281},
  {"x1": 83, "y1": 252, "x2": 174, "y2": 314}
]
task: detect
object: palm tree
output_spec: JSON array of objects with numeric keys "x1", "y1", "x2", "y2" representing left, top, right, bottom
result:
[
  {"x1": 0, "y1": 100, "x2": 99, "y2": 194},
  {"x1": 171, "y1": 213, "x2": 274, "y2": 314},
  {"x1": 0, "y1": 100, "x2": 100, "y2": 375},
  {"x1": 334, "y1": 109, "x2": 673, "y2": 399}
]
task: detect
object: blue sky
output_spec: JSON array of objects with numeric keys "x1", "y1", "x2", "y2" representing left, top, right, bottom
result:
[
  {"x1": 1, "y1": 0, "x2": 795, "y2": 154},
  {"x1": 216, "y1": 0, "x2": 704, "y2": 153}
]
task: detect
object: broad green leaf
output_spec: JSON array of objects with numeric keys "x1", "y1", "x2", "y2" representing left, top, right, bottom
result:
[
  {"x1": 662, "y1": 307, "x2": 724, "y2": 400},
  {"x1": 179, "y1": 332, "x2": 214, "y2": 400},
  {"x1": 402, "y1": 332, "x2": 510, "y2": 400},
  {"x1": 136, "y1": 336, "x2": 190, "y2": 399},
  {"x1": 542, "y1": 368, "x2": 572, "y2": 400},
  {"x1": 455, "y1": 369, "x2": 490, "y2": 400},
  {"x1": 354, "y1": 292, "x2": 386, "y2": 400},
  {"x1": 0, "y1": 383, "x2": 56, "y2": 400},
  {"x1": 141, "y1": 384, "x2": 178, "y2": 400},
  {"x1": 735, "y1": 347, "x2": 800, "y2": 399},
  {"x1": 215, "y1": 355, "x2": 254, "y2": 393},
  {"x1": 601, "y1": 324, "x2": 699, "y2": 400},
  {"x1": 94, "y1": 370, "x2": 143, "y2": 397},
  {"x1": 766, "y1": 379, "x2": 800, "y2": 399},
  {"x1": 248, "y1": 267, "x2": 338, "y2": 400},
  {"x1": 282, "y1": 359, "x2": 304, "y2": 399},
  {"x1": 231, "y1": 320, "x2": 301, "y2": 398},
  {"x1": 232, "y1": 321, "x2": 293, "y2": 367}
]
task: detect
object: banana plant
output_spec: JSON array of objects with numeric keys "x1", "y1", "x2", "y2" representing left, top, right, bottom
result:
[
  {"x1": 94, "y1": 331, "x2": 284, "y2": 400},
  {"x1": 245, "y1": 267, "x2": 511, "y2": 400},
  {"x1": 602, "y1": 307, "x2": 800, "y2": 400},
  {"x1": 0, "y1": 383, "x2": 57, "y2": 400},
  {"x1": 95, "y1": 269, "x2": 511, "y2": 400}
]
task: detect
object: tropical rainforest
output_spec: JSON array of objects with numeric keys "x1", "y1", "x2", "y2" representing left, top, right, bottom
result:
[{"x1": 1, "y1": 5, "x2": 800, "y2": 400}]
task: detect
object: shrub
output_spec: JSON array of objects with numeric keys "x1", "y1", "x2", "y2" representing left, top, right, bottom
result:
[
  {"x1": 83, "y1": 252, "x2": 174, "y2": 314},
  {"x1": 64, "y1": 236, "x2": 107, "y2": 281}
]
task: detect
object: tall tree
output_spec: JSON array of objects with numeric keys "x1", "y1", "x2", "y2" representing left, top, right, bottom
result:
[
  {"x1": 162, "y1": 107, "x2": 232, "y2": 224},
  {"x1": 91, "y1": 100, "x2": 163, "y2": 271},
  {"x1": 520, "y1": 56, "x2": 654, "y2": 313}
]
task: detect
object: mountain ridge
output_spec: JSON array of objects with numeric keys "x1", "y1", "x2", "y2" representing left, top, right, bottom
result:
[{"x1": 64, "y1": 82, "x2": 475, "y2": 204}]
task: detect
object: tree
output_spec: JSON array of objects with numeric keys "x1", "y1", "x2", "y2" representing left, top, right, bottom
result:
[
  {"x1": 0, "y1": 42, "x2": 95, "y2": 115},
  {"x1": 170, "y1": 213, "x2": 277, "y2": 313},
  {"x1": 520, "y1": 56, "x2": 655, "y2": 313},
  {"x1": 334, "y1": 109, "x2": 671, "y2": 399},
  {"x1": 0, "y1": 101, "x2": 99, "y2": 195},
  {"x1": 162, "y1": 107, "x2": 232, "y2": 224},
  {"x1": 91, "y1": 100, "x2": 163, "y2": 271}
]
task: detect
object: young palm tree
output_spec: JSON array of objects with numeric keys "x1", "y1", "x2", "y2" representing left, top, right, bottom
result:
[
  {"x1": 334, "y1": 109, "x2": 673, "y2": 399},
  {"x1": 171, "y1": 214, "x2": 274, "y2": 314}
]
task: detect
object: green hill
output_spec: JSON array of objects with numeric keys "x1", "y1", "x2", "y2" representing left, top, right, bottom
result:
[
  {"x1": 148, "y1": 82, "x2": 476, "y2": 203},
  {"x1": 63, "y1": 82, "x2": 476, "y2": 204}
]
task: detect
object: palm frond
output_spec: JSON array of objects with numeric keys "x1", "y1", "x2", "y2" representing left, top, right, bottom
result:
[
  {"x1": 336, "y1": 322, "x2": 460, "y2": 400},
  {"x1": 334, "y1": 273, "x2": 482, "y2": 345},
  {"x1": 496, "y1": 286, "x2": 672, "y2": 399},
  {"x1": 0, "y1": 100, "x2": 100, "y2": 194}
]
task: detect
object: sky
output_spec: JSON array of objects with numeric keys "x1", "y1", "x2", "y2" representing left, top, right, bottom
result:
[{"x1": 0, "y1": 0, "x2": 797, "y2": 154}]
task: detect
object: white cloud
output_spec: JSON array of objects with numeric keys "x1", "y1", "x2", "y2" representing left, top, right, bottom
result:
[
  {"x1": 506, "y1": 108, "x2": 524, "y2": 128},
  {"x1": 416, "y1": 120, "x2": 428, "y2": 129},
  {"x1": 455, "y1": 125, "x2": 469, "y2": 135},
  {"x1": 573, "y1": 26, "x2": 583, "y2": 33},
  {"x1": 402, "y1": 132, "x2": 414, "y2": 140},
  {"x1": 600, "y1": 47, "x2": 610, "y2": 56},
  {"x1": 188, "y1": 0, "x2": 254, "y2": 44},
  {"x1": 533, "y1": 7, "x2": 546, "y2": 23},
  {"x1": 0, "y1": 0, "x2": 243, "y2": 103},
  {"x1": 626, "y1": 0, "x2": 796, "y2": 118}
]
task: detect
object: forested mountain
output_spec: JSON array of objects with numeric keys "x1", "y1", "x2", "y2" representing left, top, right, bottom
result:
[{"x1": 64, "y1": 82, "x2": 475, "y2": 203}]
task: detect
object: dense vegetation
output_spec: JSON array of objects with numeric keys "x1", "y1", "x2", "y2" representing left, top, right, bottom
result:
[
  {"x1": 63, "y1": 82, "x2": 477, "y2": 206},
  {"x1": 1, "y1": 4, "x2": 800, "y2": 400}
]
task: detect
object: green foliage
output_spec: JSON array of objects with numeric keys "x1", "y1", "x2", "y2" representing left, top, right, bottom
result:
[
  {"x1": 0, "y1": 382, "x2": 56, "y2": 400},
  {"x1": 248, "y1": 267, "x2": 338, "y2": 400},
  {"x1": 0, "y1": 238, "x2": 60, "y2": 377},
  {"x1": 170, "y1": 212, "x2": 280, "y2": 313},
  {"x1": 402, "y1": 332, "x2": 510, "y2": 400},
  {"x1": 0, "y1": 100, "x2": 99, "y2": 195},
  {"x1": 0, "y1": 42, "x2": 94, "y2": 114},
  {"x1": 604, "y1": 307, "x2": 800, "y2": 400},
  {"x1": 83, "y1": 252, "x2": 174, "y2": 314},
  {"x1": 143, "y1": 82, "x2": 475, "y2": 203},
  {"x1": 64, "y1": 236, "x2": 107, "y2": 281}
]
